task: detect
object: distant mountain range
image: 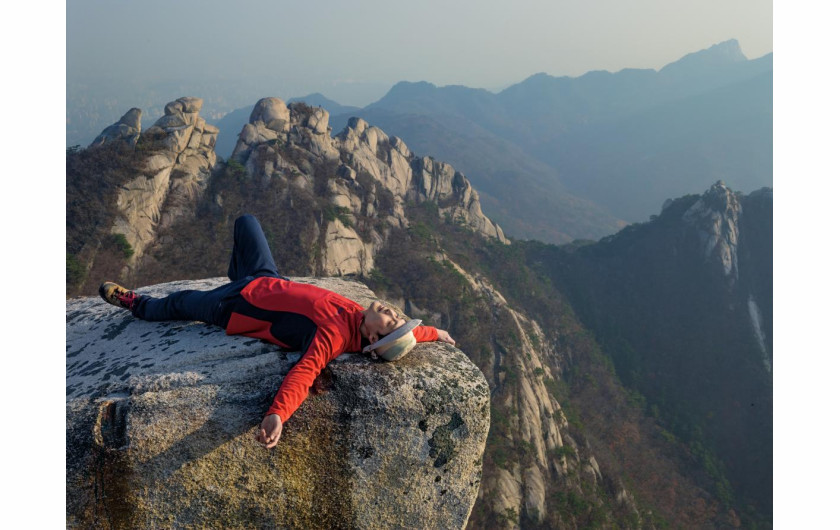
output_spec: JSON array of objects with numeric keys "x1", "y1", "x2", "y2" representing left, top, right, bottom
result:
[
  {"x1": 69, "y1": 39, "x2": 771, "y2": 244},
  {"x1": 204, "y1": 39, "x2": 771, "y2": 243},
  {"x1": 330, "y1": 39, "x2": 771, "y2": 241}
]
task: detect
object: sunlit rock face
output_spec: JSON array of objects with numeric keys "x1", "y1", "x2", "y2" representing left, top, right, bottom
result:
[
  {"x1": 681, "y1": 180, "x2": 743, "y2": 281},
  {"x1": 89, "y1": 108, "x2": 143, "y2": 148},
  {"x1": 91, "y1": 96, "x2": 506, "y2": 278},
  {"x1": 66, "y1": 277, "x2": 490, "y2": 529},
  {"x1": 229, "y1": 99, "x2": 508, "y2": 276},
  {"x1": 91, "y1": 97, "x2": 220, "y2": 263}
]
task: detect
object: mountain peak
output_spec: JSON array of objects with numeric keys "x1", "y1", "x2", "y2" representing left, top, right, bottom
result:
[
  {"x1": 659, "y1": 39, "x2": 747, "y2": 74},
  {"x1": 381, "y1": 80, "x2": 438, "y2": 101},
  {"x1": 290, "y1": 92, "x2": 329, "y2": 103},
  {"x1": 681, "y1": 180, "x2": 743, "y2": 280},
  {"x1": 707, "y1": 39, "x2": 746, "y2": 58},
  {"x1": 288, "y1": 93, "x2": 360, "y2": 116},
  {"x1": 288, "y1": 92, "x2": 344, "y2": 108}
]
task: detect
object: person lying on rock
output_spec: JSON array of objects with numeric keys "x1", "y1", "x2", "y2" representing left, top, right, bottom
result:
[{"x1": 99, "y1": 214, "x2": 455, "y2": 449}]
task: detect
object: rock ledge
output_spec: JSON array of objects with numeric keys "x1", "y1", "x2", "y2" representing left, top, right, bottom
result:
[{"x1": 67, "y1": 278, "x2": 490, "y2": 529}]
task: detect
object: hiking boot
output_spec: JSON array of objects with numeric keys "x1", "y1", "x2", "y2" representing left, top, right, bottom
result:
[{"x1": 99, "y1": 282, "x2": 138, "y2": 311}]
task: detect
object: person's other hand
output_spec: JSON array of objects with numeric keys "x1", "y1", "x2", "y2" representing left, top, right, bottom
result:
[
  {"x1": 256, "y1": 414, "x2": 283, "y2": 449},
  {"x1": 436, "y1": 329, "x2": 456, "y2": 345}
]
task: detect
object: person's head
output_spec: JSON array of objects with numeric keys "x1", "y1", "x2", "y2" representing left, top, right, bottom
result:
[
  {"x1": 360, "y1": 301, "x2": 406, "y2": 344},
  {"x1": 360, "y1": 301, "x2": 420, "y2": 362}
]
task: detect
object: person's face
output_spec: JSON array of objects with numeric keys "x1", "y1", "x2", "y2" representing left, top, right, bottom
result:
[{"x1": 362, "y1": 301, "x2": 406, "y2": 343}]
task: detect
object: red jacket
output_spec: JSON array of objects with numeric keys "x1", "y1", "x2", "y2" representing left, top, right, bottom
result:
[{"x1": 225, "y1": 276, "x2": 438, "y2": 422}]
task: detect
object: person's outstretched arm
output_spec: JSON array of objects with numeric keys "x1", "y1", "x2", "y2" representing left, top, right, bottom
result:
[
  {"x1": 255, "y1": 328, "x2": 338, "y2": 449},
  {"x1": 413, "y1": 326, "x2": 455, "y2": 345}
]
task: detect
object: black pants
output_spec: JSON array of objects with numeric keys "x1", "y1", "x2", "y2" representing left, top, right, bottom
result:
[{"x1": 132, "y1": 215, "x2": 287, "y2": 327}]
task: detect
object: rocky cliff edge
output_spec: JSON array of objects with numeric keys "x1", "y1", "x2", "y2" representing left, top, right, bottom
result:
[{"x1": 66, "y1": 277, "x2": 490, "y2": 529}]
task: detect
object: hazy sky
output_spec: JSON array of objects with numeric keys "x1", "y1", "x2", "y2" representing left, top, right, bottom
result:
[{"x1": 67, "y1": 0, "x2": 772, "y2": 106}]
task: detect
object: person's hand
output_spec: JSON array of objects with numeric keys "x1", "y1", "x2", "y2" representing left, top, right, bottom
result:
[
  {"x1": 255, "y1": 414, "x2": 283, "y2": 449},
  {"x1": 436, "y1": 329, "x2": 456, "y2": 345}
]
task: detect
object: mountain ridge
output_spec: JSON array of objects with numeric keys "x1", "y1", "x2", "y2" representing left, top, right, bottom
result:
[
  {"x1": 125, "y1": 39, "x2": 772, "y2": 244},
  {"x1": 325, "y1": 39, "x2": 771, "y2": 239},
  {"x1": 527, "y1": 181, "x2": 773, "y2": 516}
]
